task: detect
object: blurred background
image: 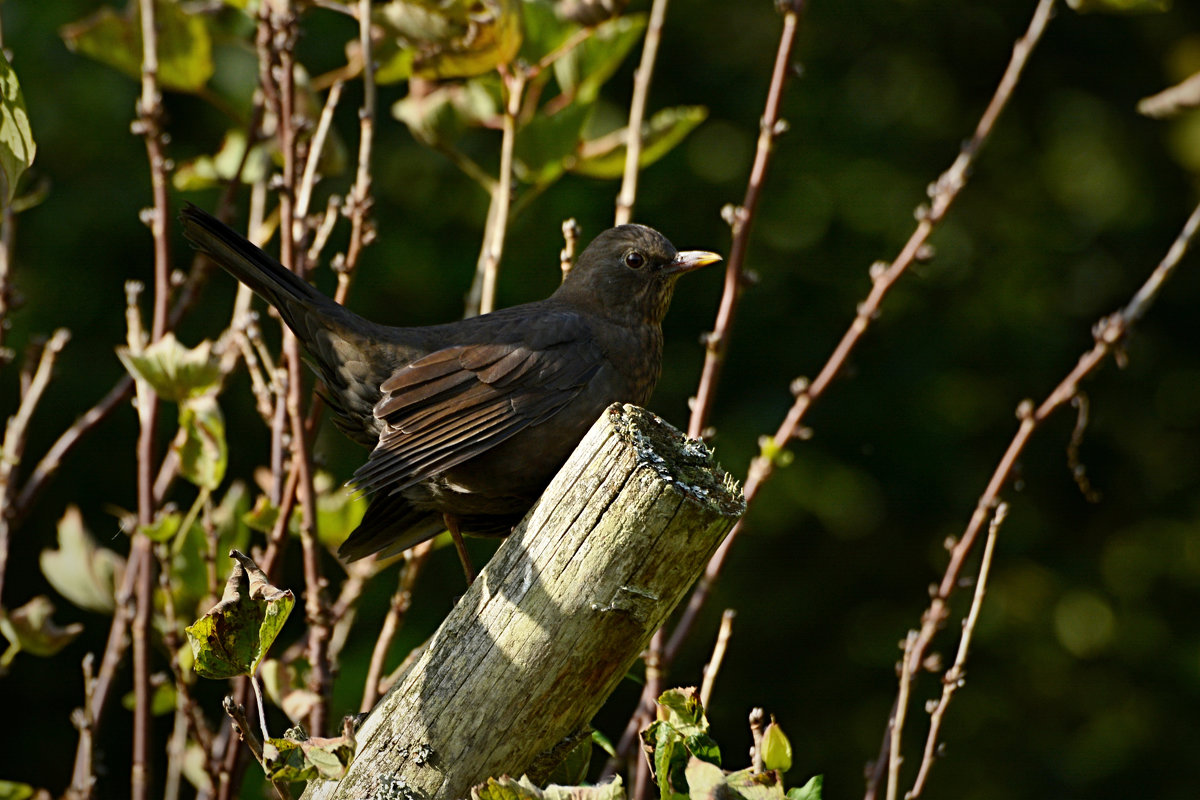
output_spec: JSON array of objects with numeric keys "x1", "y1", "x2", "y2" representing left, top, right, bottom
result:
[{"x1": 2, "y1": 0, "x2": 1200, "y2": 798}]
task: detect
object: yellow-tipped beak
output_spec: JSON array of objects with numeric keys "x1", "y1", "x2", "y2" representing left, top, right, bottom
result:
[{"x1": 666, "y1": 250, "x2": 723, "y2": 275}]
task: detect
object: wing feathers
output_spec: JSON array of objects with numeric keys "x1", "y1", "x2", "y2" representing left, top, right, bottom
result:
[{"x1": 352, "y1": 319, "x2": 604, "y2": 498}]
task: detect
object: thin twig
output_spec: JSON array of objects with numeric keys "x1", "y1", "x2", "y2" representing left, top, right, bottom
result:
[
  {"x1": 272, "y1": 0, "x2": 332, "y2": 736},
  {"x1": 560, "y1": 218, "x2": 581, "y2": 282},
  {"x1": 863, "y1": 195, "x2": 1200, "y2": 800},
  {"x1": 466, "y1": 68, "x2": 526, "y2": 317},
  {"x1": 360, "y1": 541, "x2": 433, "y2": 712},
  {"x1": 909, "y1": 504, "x2": 1007, "y2": 798},
  {"x1": 339, "y1": 0, "x2": 377, "y2": 300},
  {"x1": 887, "y1": 632, "x2": 918, "y2": 800},
  {"x1": 608, "y1": 2, "x2": 808, "y2": 773},
  {"x1": 698, "y1": 609, "x2": 735, "y2": 710},
  {"x1": 132, "y1": 0, "x2": 174, "y2": 790},
  {"x1": 687, "y1": 0, "x2": 806, "y2": 439},
  {"x1": 614, "y1": 0, "x2": 670, "y2": 225},
  {"x1": 671, "y1": 0, "x2": 1057, "y2": 681},
  {"x1": 0, "y1": 329, "x2": 69, "y2": 603}
]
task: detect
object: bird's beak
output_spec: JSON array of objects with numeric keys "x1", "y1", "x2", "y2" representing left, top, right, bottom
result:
[{"x1": 665, "y1": 250, "x2": 723, "y2": 276}]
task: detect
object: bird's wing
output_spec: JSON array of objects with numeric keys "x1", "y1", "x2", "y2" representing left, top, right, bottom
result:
[{"x1": 350, "y1": 312, "x2": 603, "y2": 495}]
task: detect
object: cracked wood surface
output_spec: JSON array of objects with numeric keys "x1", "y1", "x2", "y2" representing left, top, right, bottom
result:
[{"x1": 302, "y1": 403, "x2": 743, "y2": 800}]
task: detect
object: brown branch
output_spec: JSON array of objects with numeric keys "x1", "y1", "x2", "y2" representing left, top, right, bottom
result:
[
  {"x1": 863, "y1": 195, "x2": 1200, "y2": 800},
  {"x1": 609, "y1": 1, "x2": 808, "y2": 773},
  {"x1": 340, "y1": 0, "x2": 377, "y2": 298},
  {"x1": 360, "y1": 542, "x2": 433, "y2": 713},
  {"x1": 132, "y1": 0, "x2": 174, "y2": 791},
  {"x1": 0, "y1": 329, "x2": 70, "y2": 603},
  {"x1": 272, "y1": 0, "x2": 332, "y2": 737},
  {"x1": 614, "y1": 0, "x2": 670, "y2": 226},
  {"x1": 886, "y1": 632, "x2": 918, "y2": 800},
  {"x1": 686, "y1": 0, "x2": 806, "y2": 440},
  {"x1": 909, "y1": 504, "x2": 1007, "y2": 798},
  {"x1": 671, "y1": 0, "x2": 1057, "y2": 678}
]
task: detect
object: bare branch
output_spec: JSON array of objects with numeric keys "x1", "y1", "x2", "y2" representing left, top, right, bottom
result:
[
  {"x1": 0, "y1": 328, "x2": 70, "y2": 602},
  {"x1": 466, "y1": 69, "x2": 526, "y2": 318},
  {"x1": 909, "y1": 504, "x2": 1007, "y2": 798},
  {"x1": 687, "y1": 0, "x2": 806, "y2": 439},
  {"x1": 614, "y1": 0, "x2": 670, "y2": 225}
]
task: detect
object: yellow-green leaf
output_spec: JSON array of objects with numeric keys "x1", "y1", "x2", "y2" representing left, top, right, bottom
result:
[
  {"x1": 761, "y1": 721, "x2": 793, "y2": 773},
  {"x1": 572, "y1": 105, "x2": 708, "y2": 179},
  {"x1": 40, "y1": 506, "x2": 126, "y2": 614},
  {"x1": 117, "y1": 333, "x2": 221, "y2": 403},
  {"x1": 173, "y1": 130, "x2": 270, "y2": 191},
  {"x1": 552, "y1": 13, "x2": 646, "y2": 105},
  {"x1": 374, "y1": 0, "x2": 523, "y2": 81},
  {"x1": 177, "y1": 395, "x2": 228, "y2": 490},
  {"x1": 185, "y1": 550, "x2": 294, "y2": 679},
  {"x1": 60, "y1": 0, "x2": 213, "y2": 93},
  {"x1": 0, "y1": 52, "x2": 36, "y2": 205},
  {"x1": 0, "y1": 596, "x2": 83, "y2": 658},
  {"x1": 0, "y1": 781, "x2": 37, "y2": 800}
]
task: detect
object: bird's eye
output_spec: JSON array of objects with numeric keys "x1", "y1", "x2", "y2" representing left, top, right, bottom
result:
[{"x1": 624, "y1": 251, "x2": 645, "y2": 270}]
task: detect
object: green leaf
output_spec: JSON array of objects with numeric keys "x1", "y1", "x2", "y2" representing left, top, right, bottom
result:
[
  {"x1": 0, "y1": 781, "x2": 36, "y2": 800},
  {"x1": 122, "y1": 680, "x2": 177, "y2": 716},
  {"x1": 542, "y1": 777, "x2": 624, "y2": 800},
  {"x1": 263, "y1": 726, "x2": 357, "y2": 782},
  {"x1": 642, "y1": 721, "x2": 688, "y2": 800},
  {"x1": 472, "y1": 775, "x2": 544, "y2": 800},
  {"x1": 243, "y1": 493, "x2": 286, "y2": 534},
  {"x1": 185, "y1": 550, "x2": 294, "y2": 679},
  {"x1": 314, "y1": 472, "x2": 367, "y2": 551},
  {"x1": 173, "y1": 130, "x2": 271, "y2": 191},
  {"x1": 117, "y1": 333, "x2": 222, "y2": 403},
  {"x1": 518, "y1": 0, "x2": 575, "y2": 65},
  {"x1": 546, "y1": 732, "x2": 592, "y2": 786},
  {"x1": 374, "y1": 0, "x2": 523, "y2": 81},
  {"x1": 572, "y1": 105, "x2": 708, "y2": 179},
  {"x1": 591, "y1": 728, "x2": 617, "y2": 756},
  {"x1": 0, "y1": 596, "x2": 83, "y2": 658},
  {"x1": 553, "y1": 13, "x2": 645, "y2": 105},
  {"x1": 40, "y1": 505, "x2": 126, "y2": 614},
  {"x1": 761, "y1": 721, "x2": 793, "y2": 773},
  {"x1": 392, "y1": 78, "x2": 502, "y2": 147},
  {"x1": 683, "y1": 757, "x2": 727, "y2": 800},
  {"x1": 1066, "y1": 0, "x2": 1169, "y2": 11},
  {"x1": 60, "y1": 0, "x2": 213, "y2": 93},
  {"x1": 0, "y1": 52, "x2": 36, "y2": 206},
  {"x1": 140, "y1": 509, "x2": 183, "y2": 543},
  {"x1": 786, "y1": 775, "x2": 823, "y2": 800},
  {"x1": 514, "y1": 101, "x2": 593, "y2": 184},
  {"x1": 723, "y1": 767, "x2": 787, "y2": 800},
  {"x1": 657, "y1": 686, "x2": 709, "y2": 732},
  {"x1": 178, "y1": 395, "x2": 228, "y2": 490}
]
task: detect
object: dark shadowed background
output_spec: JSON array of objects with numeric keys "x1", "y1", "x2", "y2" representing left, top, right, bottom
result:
[{"x1": 2, "y1": 1, "x2": 1200, "y2": 798}]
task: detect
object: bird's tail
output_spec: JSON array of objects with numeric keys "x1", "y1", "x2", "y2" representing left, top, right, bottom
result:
[
  {"x1": 180, "y1": 204, "x2": 389, "y2": 444},
  {"x1": 180, "y1": 203, "x2": 356, "y2": 341}
]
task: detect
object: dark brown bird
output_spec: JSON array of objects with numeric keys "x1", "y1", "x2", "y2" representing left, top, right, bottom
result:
[{"x1": 180, "y1": 205, "x2": 720, "y2": 561}]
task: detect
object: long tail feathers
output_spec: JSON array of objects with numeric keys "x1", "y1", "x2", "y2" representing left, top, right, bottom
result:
[{"x1": 179, "y1": 203, "x2": 348, "y2": 339}]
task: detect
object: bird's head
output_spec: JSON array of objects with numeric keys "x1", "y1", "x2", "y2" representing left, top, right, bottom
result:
[{"x1": 554, "y1": 224, "x2": 722, "y2": 326}]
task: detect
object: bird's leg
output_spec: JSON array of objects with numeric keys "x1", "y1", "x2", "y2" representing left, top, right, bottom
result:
[{"x1": 444, "y1": 513, "x2": 476, "y2": 585}]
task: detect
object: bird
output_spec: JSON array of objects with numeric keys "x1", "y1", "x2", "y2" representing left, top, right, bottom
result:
[{"x1": 180, "y1": 204, "x2": 721, "y2": 564}]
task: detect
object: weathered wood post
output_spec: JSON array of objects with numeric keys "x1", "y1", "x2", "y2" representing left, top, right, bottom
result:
[{"x1": 303, "y1": 403, "x2": 744, "y2": 800}]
